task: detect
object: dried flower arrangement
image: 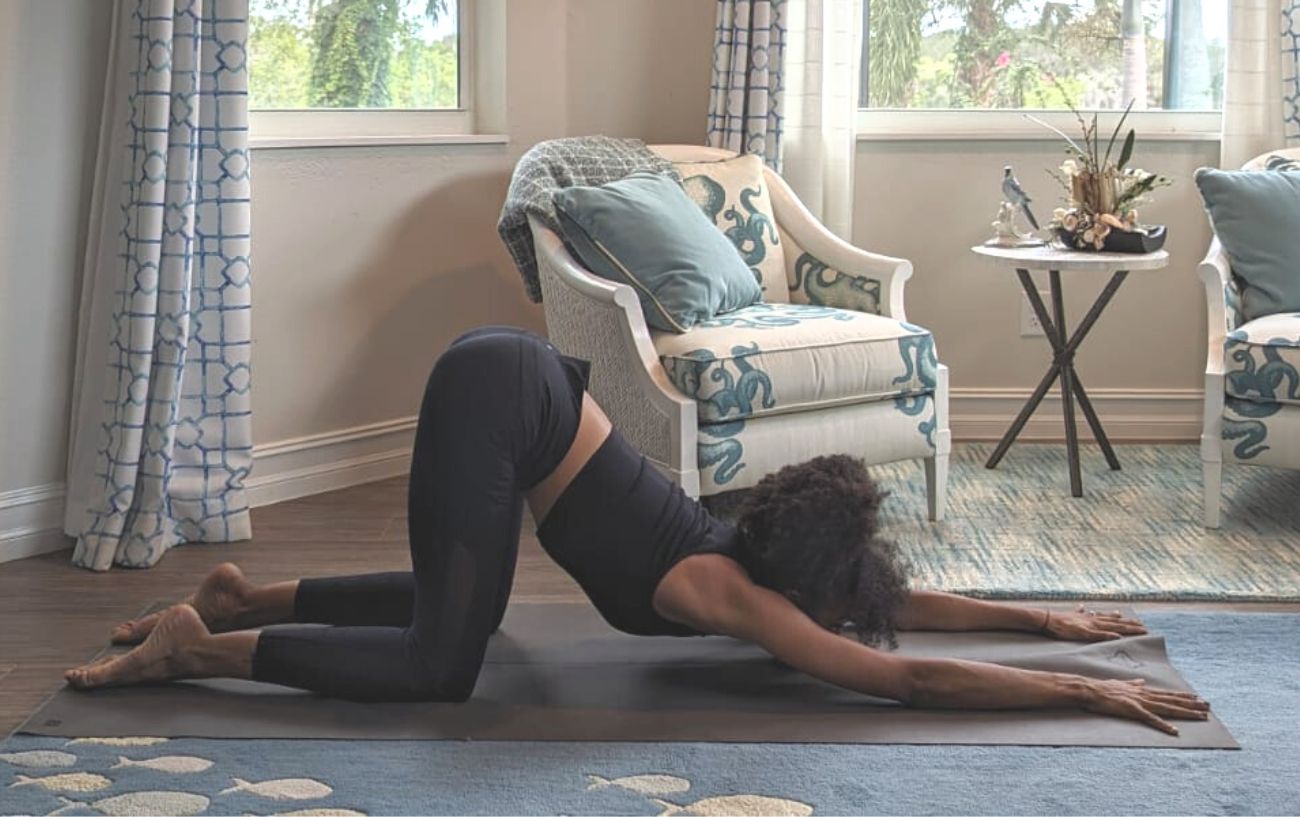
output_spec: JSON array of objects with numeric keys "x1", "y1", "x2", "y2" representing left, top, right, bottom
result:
[{"x1": 1027, "y1": 101, "x2": 1170, "y2": 252}]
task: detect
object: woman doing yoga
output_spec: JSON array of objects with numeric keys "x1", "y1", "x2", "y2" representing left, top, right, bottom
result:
[{"x1": 68, "y1": 327, "x2": 1209, "y2": 735}]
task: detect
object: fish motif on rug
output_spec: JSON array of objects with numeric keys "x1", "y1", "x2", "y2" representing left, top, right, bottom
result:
[
  {"x1": 111, "y1": 755, "x2": 214, "y2": 774},
  {"x1": 584, "y1": 771, "x2": 814, "y2": 816},
  {"x1": 10, "y1": 772, "x2": 112, "y2": 793},
  {"x1": 221, "y1": 777, "x2": 334, "y2": 800},
  {"x1": 586, "y1": 774, "x2": 691, "y2": 796},
  {"x1": 0, "y1": 751, "x2": 77, "y2": 769},
  {"x1": 49, "y1": 790, "x2": 210, "y2": 816},
  {"x1": 651, "y1": 794, "x2": 814, "y2": 816}
]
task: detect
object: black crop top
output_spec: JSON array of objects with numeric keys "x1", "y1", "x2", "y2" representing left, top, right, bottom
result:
[{"x1": 535, "y1": 426, "x2": 743, "y2": 636}]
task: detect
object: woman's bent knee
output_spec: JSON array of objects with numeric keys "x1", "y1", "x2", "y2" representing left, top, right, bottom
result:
[
  {"x1": 425, "y1": 333, "x2": 530, "y2": 402},
  {"x1": 407, "y1": 663, "x2": 478, "y2": 703}
]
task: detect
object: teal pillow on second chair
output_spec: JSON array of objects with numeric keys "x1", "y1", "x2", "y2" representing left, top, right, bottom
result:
[
  {"x1": 553, "y1": 172, "x2": 762, "y2": 333},
  {"x1": 1195, "y1": 167, "x2": 1300, "y2": 322}
]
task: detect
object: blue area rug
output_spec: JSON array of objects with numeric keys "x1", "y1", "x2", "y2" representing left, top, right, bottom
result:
[
  {"x1": 872, "y1": 443, "x2": 1300, "y2": 601},
  {"x1": 2, "y1": 612, "x2": 1297, "y2": 816}
]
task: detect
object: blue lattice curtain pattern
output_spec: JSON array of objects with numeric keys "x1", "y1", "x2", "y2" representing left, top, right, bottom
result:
[
  {"x1": 707, "y1": 0, "x2": 786, "y2": 169},
  {"x1": 64, "y1": 0, "x2": 253, "y2": 570},
  {"x1": 1284, "y1": 1, "x2": 1300, "y2": 139}
]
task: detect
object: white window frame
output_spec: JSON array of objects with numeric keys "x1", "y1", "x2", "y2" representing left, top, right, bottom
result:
[
  {"x1": 248, "y1": 0, "x2": 505, "y2": 149},
  {"x1": 855, "y1": 0, "x2": 1225, "y2": 143},
  {"x1": 855, "y1": 108, "x2": 1222, "y2": 142}
]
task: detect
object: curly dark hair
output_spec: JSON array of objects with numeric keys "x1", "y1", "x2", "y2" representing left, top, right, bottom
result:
[{"x1": 733, "y1": 454, "x2": 910, "y2": 648}]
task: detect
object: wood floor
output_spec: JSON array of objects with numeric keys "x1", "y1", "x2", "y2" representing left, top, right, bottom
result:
[{"x1": 1, "y1": 475, "x2": 1295, "y2": 737}]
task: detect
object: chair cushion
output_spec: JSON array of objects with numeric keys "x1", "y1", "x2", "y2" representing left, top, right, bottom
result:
[
  {"x1": 654, "y1": 302, "x2": 937, "y2": 423},
  {"x1": 694, "y1": 396, "x2": 937, "y2": 493},
  {"x1": 553, "y1": 173, "x2": 762, "y2": 333},
  {"x1": 674, "y1": 154, "x2": 789, "y2": 303},
  {"x1": 1195, "y1": 167, "x2": 1300, "y2": 322},
  {"x1": 1225, "y1": 312, "x2": 1300, "y2": 406}
]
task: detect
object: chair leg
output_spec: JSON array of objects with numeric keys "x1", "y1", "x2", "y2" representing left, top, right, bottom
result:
[
  {"x1": 924, "y1": 454, "x2": 949, "y2": 522},
  {"x1": 1202, "y1": 456, "x2": 1222, "y2": 529}
]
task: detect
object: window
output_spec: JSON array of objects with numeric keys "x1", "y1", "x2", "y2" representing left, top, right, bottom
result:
[
  {"x1": 860, "y1": 0, "x2": 1227, "y2": 117},
  {"x1": 248, "y1": 0, "x2": 494, "y2": 146}
]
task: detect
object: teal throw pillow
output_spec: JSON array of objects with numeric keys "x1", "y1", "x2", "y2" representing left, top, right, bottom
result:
[
  {"x1": 553, "y1": 172, "x2": 762, "y2": 333},
  {"x1": 1195, "y1": 167, "x2": 1300, "y2": 322}
]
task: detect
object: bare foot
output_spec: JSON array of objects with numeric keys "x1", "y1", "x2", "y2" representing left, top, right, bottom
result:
[
  {"x1": 67, "y1": 604, "x2": 209, "y2": 690},
  {"x1": 111, "y1": 562, "x2": 251, "y2": 645}
]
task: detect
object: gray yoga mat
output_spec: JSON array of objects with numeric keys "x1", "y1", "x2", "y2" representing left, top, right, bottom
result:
[{"x1": 21, "y1": 602, "x2": 1236, "y2": 748}]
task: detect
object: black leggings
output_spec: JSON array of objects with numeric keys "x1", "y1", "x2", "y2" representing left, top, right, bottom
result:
[{"x1": 251, "y1": 327, "x2": 586, "y2": 701}]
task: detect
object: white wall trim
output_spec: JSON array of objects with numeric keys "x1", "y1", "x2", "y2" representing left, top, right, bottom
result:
[
  {"x1": 0, "y1": 483, "x2": 72, "y2": 563},
  {"x1": 0, "y1": 417, "x2": 420, "y2": 565},
  {"x1": 250, "y1": 133, "x2": 509, "y2": 150},
  {"x1": 951, "y1": 387, "x2": 1204, "y2": 442},
  {"x1": 0, "y1": 389, "x2": 1204, "y2": 565},
  {"x1": 244, "y1": 416, "x2": 418, "y2": 508},
  {"x1": 855, "y1": 109, "x2": 1222, "y2": 142}
]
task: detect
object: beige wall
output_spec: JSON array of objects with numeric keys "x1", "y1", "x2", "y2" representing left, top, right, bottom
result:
[
  {"x1": 854, "y1": 137, "x2": 1217, "y2": 437},
  {"x1": 565, "y1": 0, "x2": 715, "y2": 143},
  {"x1": 0, "y1": 0, "x2": 111, "y2": 495},
  {"x1": 0, "y1": 0, "x2": 1221, "y2": 558},
  {"x1": 0, "y1": 0, "x2": 715, "y2": 556},
  {"x1": 250, "y1": 0, "x2": 716, "y2": 445}
]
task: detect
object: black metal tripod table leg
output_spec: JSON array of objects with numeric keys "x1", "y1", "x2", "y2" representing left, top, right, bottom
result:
[{"x1": 984, "y1": 267, "x2": 1131, "y2": 495}]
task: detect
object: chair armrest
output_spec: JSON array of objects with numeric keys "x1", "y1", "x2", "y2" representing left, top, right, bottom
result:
[
  {"x1": 764, "y1": 167, "x2": 914, "y2": 321},
  {"x1": 1198, "y1": 237, "x2": 1236, "y2": 377},
  {"x1": 529, "y1": 218, "x2": 698, "y2": 487}
]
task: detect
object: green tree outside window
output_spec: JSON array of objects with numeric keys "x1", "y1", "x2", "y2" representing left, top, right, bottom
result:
[
  {"x1": 249, "y1": 0, "x2": 458, "y2": 109},
  {"x1": 862, "y1": 0, "x2": 1225, "y2": 111}
]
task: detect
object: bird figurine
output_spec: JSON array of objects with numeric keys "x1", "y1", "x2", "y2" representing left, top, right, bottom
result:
[{"x1": 1001, "y1": 165, "x2": 1040, "y2": 231}]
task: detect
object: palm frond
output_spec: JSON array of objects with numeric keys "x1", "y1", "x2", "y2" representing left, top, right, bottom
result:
[
  {"x1": 1022, "y1": 112, "x2": 1086, "y2": 157},
  {"x1": 1117, "y1": 128, "x2": 1136, "y2": 170},
  {"x1": 1102, "y1": 98, "x2": 1136, "y2": 169}
]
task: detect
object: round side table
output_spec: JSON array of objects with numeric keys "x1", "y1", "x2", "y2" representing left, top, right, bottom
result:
[{"x1": 970, "y1": 244, "x2": 1170, "y2": 497}]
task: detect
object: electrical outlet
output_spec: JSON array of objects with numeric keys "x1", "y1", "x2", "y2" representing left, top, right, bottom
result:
[{"x1": 1020, "y1": 293, "x2": 1046, "y2": 337}]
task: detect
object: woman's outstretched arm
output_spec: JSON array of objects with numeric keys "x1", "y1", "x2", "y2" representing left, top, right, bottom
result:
[
  {"x1": 896, "y1": 590, "x2": 1148, "y2": 642},
  {"x1": 654, "y1": 557, "x2": 1208, "y2": 735}
]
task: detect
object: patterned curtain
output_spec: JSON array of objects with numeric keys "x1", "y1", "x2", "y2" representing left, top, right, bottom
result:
[
  {"x1": 1221, "y1": 0, "x2": 1300, "y2": 168},
  {"x1": 1284, "y1": 3, "x2": 1300, "y2": 143},
  {"x1": 707, "y1": 0, "x2": 787, "y2": 169},
  {"x1": 64, "y1": 0, "x2": 254, "y2": 570}
]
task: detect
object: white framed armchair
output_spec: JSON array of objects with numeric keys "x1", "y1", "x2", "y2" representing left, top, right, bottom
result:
[
  {"x1": 1199, "y1": 148, "x2": 1300, "y2": 528},
  {"x1": 531, "y1": 145, "x2": 951, "y2": 520}
]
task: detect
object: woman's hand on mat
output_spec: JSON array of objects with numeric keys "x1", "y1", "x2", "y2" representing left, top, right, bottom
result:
[
  {"x1": 1080, "y1": 677, "x2": 1211, "y2": 736},
  {"x1": 1043, "y1": 606, "x2": 1147, "y2": 642}
]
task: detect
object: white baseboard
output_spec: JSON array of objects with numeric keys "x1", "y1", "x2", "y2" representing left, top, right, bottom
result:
[
  {"x1": 0, "y1": 418, "x2": 419, "y2": 565},
  {"x1": 950, "y1": 387, "x2": 1203, "y2": 442},
  {"x1": 0, "y1": 483, "x2": 72, "y2": 563},
  {"x1": 244, "y1": 415, "x2": 418, "y2": 508},
  {"x1": 0, "y1": 389, "x2": 1205, "y2": 565}
]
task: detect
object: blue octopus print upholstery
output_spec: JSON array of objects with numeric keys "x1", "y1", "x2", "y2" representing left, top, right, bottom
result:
[
  {"x1": 695, "y1": 398, "x2": 936, "y2": 493},
  {"x1": 653, "y1": 302, "x2": 938, "y2": 493},
  {"x1": 1220, "y1": 312, "x2": 1300, "y2": 468},
  {"x1": 1225, "y1": 313, "x2": 1300, "y2": 406},
  {"x1": 1242, "y1": 153, "x2": 1300, "y2": 172},
  {"x1": 780, "y1": 226, "x2": 887, "y2": 316},
  {"x1": 674, "y1": 154, "x2": 789, "y2": 301},
  {"x1": 1200, "y1": 148, "x2": 1300, "y2": 527},
  {"x1": 1223, "y1": 276, "x2": 1245, "y2": 334},
  {"x1": 1223, "y1": 399, "x2": 1300, "y2": 467},
  {"x1": 654, "y1": 303, "x2": 937, "y2": 423}
]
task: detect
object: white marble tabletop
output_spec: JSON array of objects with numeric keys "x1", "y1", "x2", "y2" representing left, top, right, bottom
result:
[{"x1": 970, "y1": 243, "x2": 1169, "y2": 273}]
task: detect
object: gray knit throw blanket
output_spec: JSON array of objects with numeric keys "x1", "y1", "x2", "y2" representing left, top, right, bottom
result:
[{"x1": 498, "y1": 136, "x2": 679, "y2": 303}]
